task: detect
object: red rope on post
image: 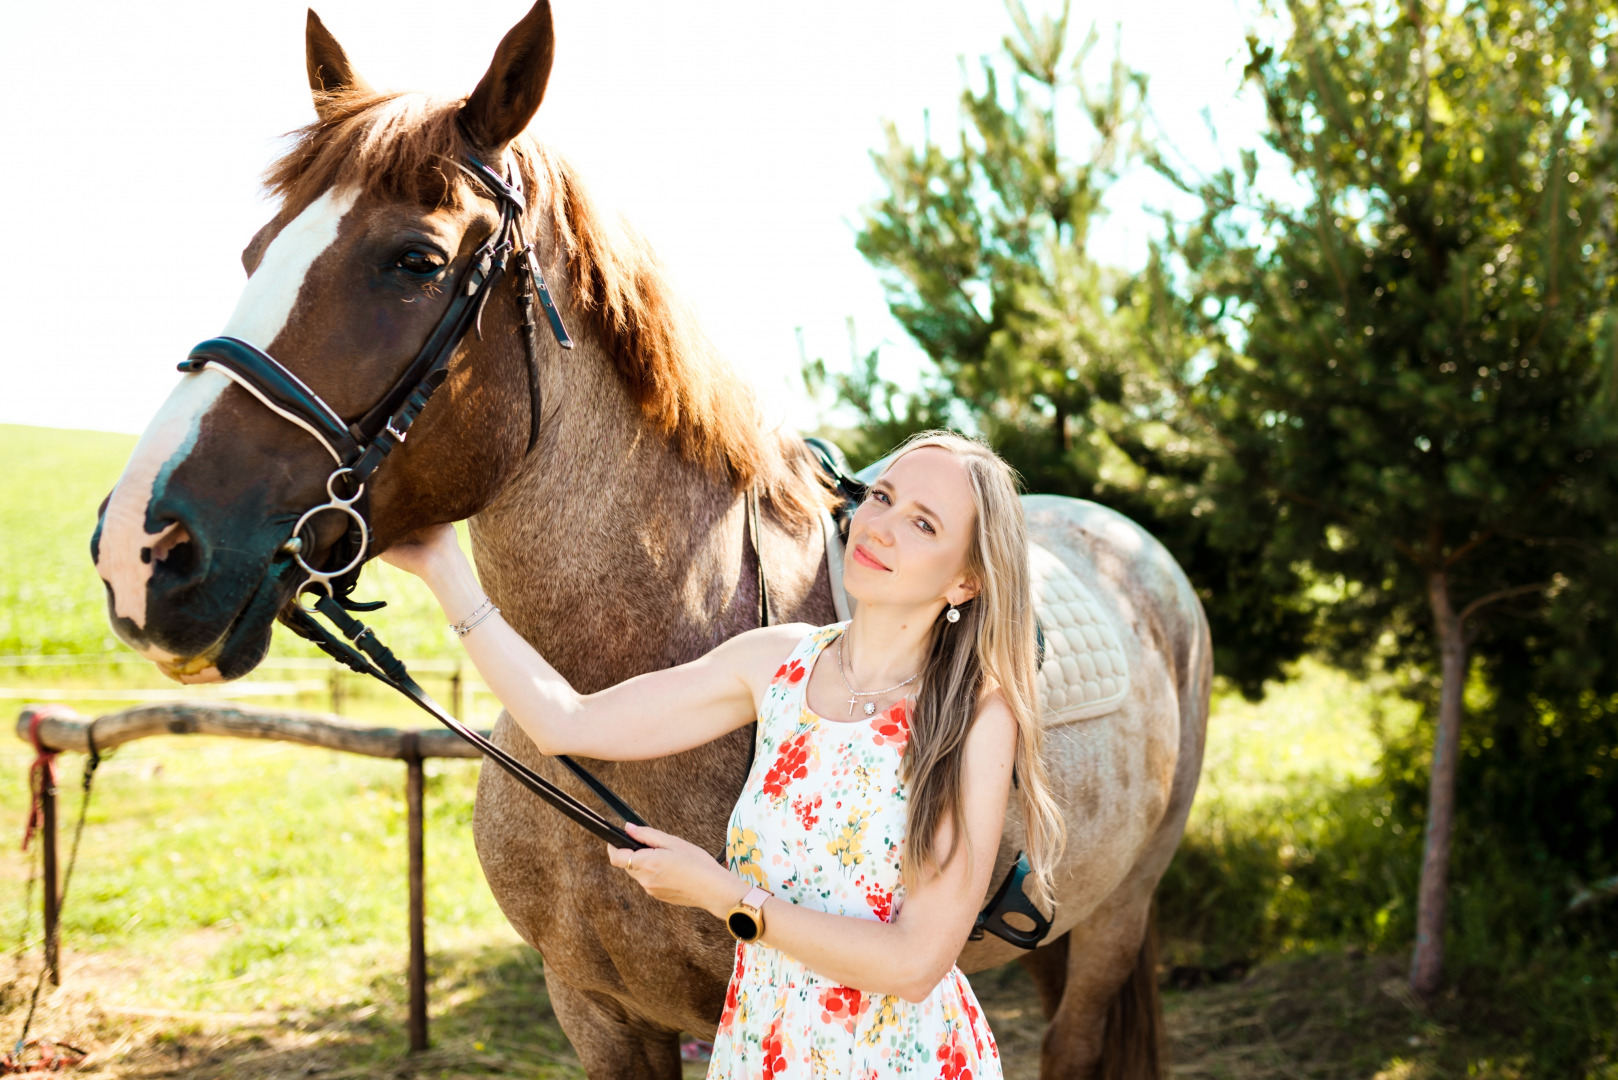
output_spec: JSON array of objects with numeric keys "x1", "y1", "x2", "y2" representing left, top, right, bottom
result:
[{"x1": 20, "y1": 710, "x2": 58, "y2": 853}]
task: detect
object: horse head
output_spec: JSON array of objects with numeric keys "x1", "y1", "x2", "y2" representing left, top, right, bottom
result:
[{"x1": 91, "y1": 3, "x2": 563, "y2": 682}]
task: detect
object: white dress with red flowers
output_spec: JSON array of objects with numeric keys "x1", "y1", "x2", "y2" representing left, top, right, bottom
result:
[{"x1": 708, "y1": 623, "x2": 1001, "y2": 1080}]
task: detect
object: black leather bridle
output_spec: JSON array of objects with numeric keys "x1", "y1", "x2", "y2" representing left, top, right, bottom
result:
[
  {"x1": 181, "y1": 150, "x2": 570, "y2": 604},
  {"x1": 176, "y1": 147, "x2": 657, "y2": 849}
]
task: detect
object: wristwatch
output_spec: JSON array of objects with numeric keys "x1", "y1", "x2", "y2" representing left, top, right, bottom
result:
[{"x1": 725, "y1": 886, "x2": 772, "y2": 943}]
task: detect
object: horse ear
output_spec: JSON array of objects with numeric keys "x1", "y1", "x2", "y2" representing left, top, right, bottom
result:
[
  {"x1": 460, "y1": 0, "x2": 556, "y2": 155},
  {"x1": 306, "y1": 9, "x2": 370, "y2": 117}
]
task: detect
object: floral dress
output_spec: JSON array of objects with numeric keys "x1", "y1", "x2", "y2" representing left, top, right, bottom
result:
[{"x1": 709, "y1": 623, "x2": 1001, "y2": 1080}]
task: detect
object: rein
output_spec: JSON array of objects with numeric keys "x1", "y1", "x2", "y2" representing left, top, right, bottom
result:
[{"x1": 171, "y1": 149, "x2": 1047, "y2": 946}]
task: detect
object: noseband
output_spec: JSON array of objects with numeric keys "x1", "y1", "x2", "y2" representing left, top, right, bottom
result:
[{"x1": 178, "y1": 149, "x2": 572, "y2": 604}]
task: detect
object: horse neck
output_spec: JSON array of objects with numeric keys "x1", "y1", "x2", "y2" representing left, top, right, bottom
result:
[{"x1": 465, "y1": 217, "x2": 831, "y2": 692}]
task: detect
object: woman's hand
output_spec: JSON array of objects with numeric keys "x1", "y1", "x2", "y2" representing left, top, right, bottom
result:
[
  {"x1": 378, "y1": 523, "x2": 463, "y2": 585},
  {"x1": 608, "y1": 823, "x2": 750, "y2": 919}
]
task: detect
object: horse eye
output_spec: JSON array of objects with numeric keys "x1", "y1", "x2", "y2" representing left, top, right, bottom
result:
[{"x1": 396, "y1": 250, "x2": 443, "y2": 276}]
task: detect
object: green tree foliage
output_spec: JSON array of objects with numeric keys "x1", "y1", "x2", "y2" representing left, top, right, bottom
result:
[
  {"x1": 830, "y1": 0, "x2": 1313, "y2": 695},
  {"x1": 1160, "y1": 0, "x2": 1618, "y2": 992}
]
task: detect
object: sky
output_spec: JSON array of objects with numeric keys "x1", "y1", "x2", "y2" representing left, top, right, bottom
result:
[{"x1": 0, "y1": 0, "x2": 1271, "y2": 437}]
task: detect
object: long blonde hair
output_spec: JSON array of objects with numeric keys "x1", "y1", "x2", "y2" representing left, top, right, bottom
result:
[{"x1": 880, "y1": 432, "x2": 1066, "y2": 909}]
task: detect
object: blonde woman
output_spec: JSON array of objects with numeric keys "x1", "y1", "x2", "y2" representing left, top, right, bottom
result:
[{"x1": 382, "y1": 431, "x2": 1064, "y2": 1078}]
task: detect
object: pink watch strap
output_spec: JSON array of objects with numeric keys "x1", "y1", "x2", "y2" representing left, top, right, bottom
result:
[{"x1": 741, "y1": 886, "x2": 772, "y2": 910}]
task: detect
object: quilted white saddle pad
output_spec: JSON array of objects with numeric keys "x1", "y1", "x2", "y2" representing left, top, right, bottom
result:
[{"x1": 1030, "y1": 542, "x2": 1131, "y2": 724}]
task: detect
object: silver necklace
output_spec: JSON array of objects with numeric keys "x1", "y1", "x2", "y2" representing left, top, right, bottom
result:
[{"x1": 836, "y1": 635, "x2": 920, "y2": 717}]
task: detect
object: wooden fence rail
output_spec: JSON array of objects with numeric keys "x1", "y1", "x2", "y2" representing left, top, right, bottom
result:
[
  {"x1": 0, "y1": 654, "x2": 476, "y2": 718},
  {"x1": 15, "y1": 701, "x2": 494, "y2": 1053}
]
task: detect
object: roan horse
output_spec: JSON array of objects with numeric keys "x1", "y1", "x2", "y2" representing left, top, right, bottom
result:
[{"x1": 90, "y1": 4, "x2": 1210, "y2": 1076}]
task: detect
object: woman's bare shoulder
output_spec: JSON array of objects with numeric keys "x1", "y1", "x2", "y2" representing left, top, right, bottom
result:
[
  {"x1": 708, "y1": 621, "x2": 825, "y2": 679},
  {"x1": 970, "y1": 682, "x2": 1018, "y2": 746}
]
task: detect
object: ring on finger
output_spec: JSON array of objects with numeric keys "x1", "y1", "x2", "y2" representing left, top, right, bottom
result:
[{"x1": 626, "y1": 852, "x2": 634, "y2": 872}]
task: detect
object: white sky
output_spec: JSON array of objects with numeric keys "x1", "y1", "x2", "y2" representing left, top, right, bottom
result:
[{"x1": 0, "y1": 0, "x2": 1270, "y2": 437}]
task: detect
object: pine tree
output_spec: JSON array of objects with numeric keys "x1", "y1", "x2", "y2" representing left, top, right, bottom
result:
[
  {"x1": 834, "y1": 0, "x2": 1314, "y2": 694},
  {"x1": 1164, "y1": 0, "x2": 1618, "y2": 994}
]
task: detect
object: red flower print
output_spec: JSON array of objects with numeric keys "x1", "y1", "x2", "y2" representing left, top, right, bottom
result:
[
  {"x1": 865, "y1": 883, "x2": 894, "y2": 923},
  {"x1": 760, "y1": 1019, "x2": 790, "y2": 1077},
  {"x1": 869, "y1": 699, "x2": 911, "y2": 749},
  {"x1": 773, "y1": 659, "x2": 807, "y2": 686},
  {"x1": 959, "y1": 977, "x2": 986, "y2": 1055},
  {"x1": 792, "y1": 794, "x2": 823, "y2": 831},
  {"x1": 936, "y1": 1028, "x2": 973, "y2": 1080},
  {"x1": 761, "y1": 732, "x2": 811, "y2": 799},
  {"x1": 817, "y1": 985, "x2": 865, "y2": 1032},
  {"x1": 718, "y1": 944, "x2": 746, "y2": 1035}
]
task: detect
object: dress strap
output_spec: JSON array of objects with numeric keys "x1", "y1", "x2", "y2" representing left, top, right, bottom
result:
[{"x1": 759, "y1": 624, "x2": 846, "y2": 726}]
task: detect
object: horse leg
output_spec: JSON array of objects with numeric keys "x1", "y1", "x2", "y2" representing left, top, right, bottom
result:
[
  {"x1": 1038, "y1": 886, "x2": 1163, "y2": 1080},
  {"x1": 545, "y1": 970, "x2": 683, "y2": 1080},
  {"x1": 1018, "y1": 931, "x2": 1070, "y2": 1021}
]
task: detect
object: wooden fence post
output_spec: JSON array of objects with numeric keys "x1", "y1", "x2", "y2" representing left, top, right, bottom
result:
[
  {"x1": 403, "y1": 732, "x2": 428, "y2": 1052},
  {"x1": 450, "y1": 665, "x2": 464, "y2": 720},
  {"x1": 41, "y1": 772, "x2": 59, "y2": 986},
  {"x1": 330, "y1": 669, "x2": 345, "y2": 715}
]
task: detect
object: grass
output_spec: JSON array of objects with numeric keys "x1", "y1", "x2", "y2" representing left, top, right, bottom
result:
[
  {"x1": 1, "y1": 422, "x2": 1613, "y2": 1078},
  {"x1": 0, "y1": 422, "x2": 494, "y2": 725}
]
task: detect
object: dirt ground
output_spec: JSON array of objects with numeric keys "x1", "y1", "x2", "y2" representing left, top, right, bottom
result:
[{"x1": 0, "y1": 943, "x2": 1462, "y2": 1080}]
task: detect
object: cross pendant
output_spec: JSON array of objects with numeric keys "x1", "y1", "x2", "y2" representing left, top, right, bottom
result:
[{"x1": 847, "y1": 695, "x2": 858, "y2": 717}]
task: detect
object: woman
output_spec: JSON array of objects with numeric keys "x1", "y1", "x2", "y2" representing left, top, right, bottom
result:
[{"x1": 382, "y1": 431, "x2": 1064, "y2": 1078}]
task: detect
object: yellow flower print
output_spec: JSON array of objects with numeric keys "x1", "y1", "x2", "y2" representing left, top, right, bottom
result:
[
  {"x1": 858, "y1": 993, "x2": 902, "y2": 1046},
  {"x1": 826, "y1": 810, "x2": 870, "y2": 868},
  {"x1": 727, "y1": 824, "x2": 768, "y2": 887}
]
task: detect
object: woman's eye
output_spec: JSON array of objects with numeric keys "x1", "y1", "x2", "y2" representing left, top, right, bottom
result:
[
  {"x1": 870, "y1": 490, "x2": 890, "y2": 504},
  {"x1": 916, "y1": 518, "x2": 935, "y2": 535},
  {"x1": 395, "y1": 250, "x2": 444, "y2": 276}
]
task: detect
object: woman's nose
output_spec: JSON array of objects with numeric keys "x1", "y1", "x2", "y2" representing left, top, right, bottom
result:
[{"x1": 866, "y1": 510, "x2": 896, "y2": 545}]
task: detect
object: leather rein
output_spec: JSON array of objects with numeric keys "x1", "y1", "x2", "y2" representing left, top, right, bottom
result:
[{"x1": 178, "y1": 147, "x2": 658, "y2": 850}]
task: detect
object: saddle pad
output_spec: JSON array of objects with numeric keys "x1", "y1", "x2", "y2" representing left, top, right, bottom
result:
[{"x1": 1030, "y1": 542, "x2": 1130, "y2": 724}]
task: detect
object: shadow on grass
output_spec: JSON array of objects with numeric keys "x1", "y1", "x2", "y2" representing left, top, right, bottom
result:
[{"x1": 3, "y1": 943, "x2": 583, "y2": 1079}]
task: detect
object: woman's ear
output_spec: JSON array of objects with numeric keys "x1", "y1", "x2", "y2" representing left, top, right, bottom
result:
[{"x1": 948, "y1": 577, "x2": 981, "y2": 607}]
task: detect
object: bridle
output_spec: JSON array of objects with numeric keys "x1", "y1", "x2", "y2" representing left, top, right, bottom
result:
[
  {"x1": 179, "y1": 148, "x2": 570, "y2": 605},
  {"x1": 173, "y1": 143, "x2": 662, "y2": 849}
]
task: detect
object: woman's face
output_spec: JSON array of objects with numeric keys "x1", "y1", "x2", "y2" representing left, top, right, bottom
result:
[{"x1": 844, "y1": 446, "x2": 979, "y2": 612}]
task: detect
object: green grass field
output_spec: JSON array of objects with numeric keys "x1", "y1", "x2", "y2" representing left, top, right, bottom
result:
[{"x1": 0, "y1": 424, "x2": 1610, "y2": 1079}]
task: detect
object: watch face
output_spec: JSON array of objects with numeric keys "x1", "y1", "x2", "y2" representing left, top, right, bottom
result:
[{"x1": 727, "y1": 909, "x2": 760, "y2": 941}]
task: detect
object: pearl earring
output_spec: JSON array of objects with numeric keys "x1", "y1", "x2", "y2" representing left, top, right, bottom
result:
[{"x1": 945, "y1": 603, "x2": 960, "y2": 624}]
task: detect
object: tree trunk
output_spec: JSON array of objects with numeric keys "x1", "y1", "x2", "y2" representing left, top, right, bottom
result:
[{"x1": 1411, "y1": 567, "x2": 1466, "y2": 996}]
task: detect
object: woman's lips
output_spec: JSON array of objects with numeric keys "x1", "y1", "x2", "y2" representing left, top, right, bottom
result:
[{"x1": 852, "y1": 543, "x2": 890, "y2": 571}]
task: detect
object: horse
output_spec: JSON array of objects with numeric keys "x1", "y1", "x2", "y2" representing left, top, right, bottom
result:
[{"x1": 89, "y1": 4, "x2": 1211, "y2": 1076}]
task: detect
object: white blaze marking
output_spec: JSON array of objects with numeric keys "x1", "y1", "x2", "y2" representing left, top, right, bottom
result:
[
  {"x1": 98, "y1": 370, "x2": 228, "y2": 637},
  {"x1": 222, "y1": 188, "x2": 358, "y2": 348},
  {"x1": 97, "y1": 188, "x2": 358, "y2": 639}
]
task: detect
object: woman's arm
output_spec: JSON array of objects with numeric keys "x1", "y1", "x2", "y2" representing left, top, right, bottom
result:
[
  {"x1": 381, "y1": 524, "x2": 803, "y2": 760},
  {"x1": 611, "y1": 691, "x2": 1019, "y2": 1003}
]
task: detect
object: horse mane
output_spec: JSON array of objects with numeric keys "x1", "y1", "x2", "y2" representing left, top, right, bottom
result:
[{"x1": 265, "y1": 90, "x2": 834, "y2": 528}]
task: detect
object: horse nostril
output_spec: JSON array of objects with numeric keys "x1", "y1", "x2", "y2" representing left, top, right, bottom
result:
[{"x1": 148, "y1": 522, "x2": 199, "y2": 581}]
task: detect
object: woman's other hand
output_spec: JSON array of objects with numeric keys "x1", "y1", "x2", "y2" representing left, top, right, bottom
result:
[
  {"x1": 608, "y1": 823, "x2": 749, "y2": 918},
  {"x1": 379, "y1": 523, "x2": 462, "y2": 584}
]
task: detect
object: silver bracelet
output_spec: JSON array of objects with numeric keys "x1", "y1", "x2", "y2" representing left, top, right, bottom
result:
[{"x1": 451, "y1": 597, "x2": 499, "y2": 637}]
